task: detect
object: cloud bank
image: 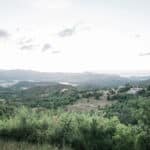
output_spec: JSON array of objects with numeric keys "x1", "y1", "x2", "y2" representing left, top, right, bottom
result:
[{"x1": 139, "y1": 52, "x2": 150, "y2": 56}]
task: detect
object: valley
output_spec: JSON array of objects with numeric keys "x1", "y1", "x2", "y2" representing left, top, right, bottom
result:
[{"x1": 0, "y1": 71, "x2": 150, "y2": 150}]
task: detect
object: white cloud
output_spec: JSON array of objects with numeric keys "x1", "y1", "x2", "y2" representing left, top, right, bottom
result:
[
  {"x1": 20, "y1": 44, "x2": 34, "y2": 50},
  {"x1": 42, "y1": 43, "x2": 52, "y2": 52},
  {"x1": 0, "y1": 29, "x2": 10, "y2": 39},
  {"x1": 139, "y1": 52, "x2": 150, "y2": 56},
  {"x1": 51, "y1": 50, "x2": 61, "y2": 54},
  {"x1": 58, "y1": 26, "x2": 76, "y2": 37}
]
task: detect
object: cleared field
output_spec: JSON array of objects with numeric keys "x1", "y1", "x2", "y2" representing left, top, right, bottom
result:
[{"x1": 67, "y1": 94, "x2": 116, "y2": 112}]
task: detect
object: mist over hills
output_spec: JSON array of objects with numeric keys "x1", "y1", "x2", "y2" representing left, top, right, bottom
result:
[{"x1": 0, "y1": 69, "x2": 150, "y2": 88}]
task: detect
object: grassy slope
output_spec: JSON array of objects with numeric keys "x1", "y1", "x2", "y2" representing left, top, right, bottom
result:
[{"x1": 0, "y1": 140, "x2": 72, "y2": 150}]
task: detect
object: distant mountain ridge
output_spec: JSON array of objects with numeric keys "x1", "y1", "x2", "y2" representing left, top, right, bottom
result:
[{"x1": 0, "y1": 69, "x2": 150, "y2": 88}]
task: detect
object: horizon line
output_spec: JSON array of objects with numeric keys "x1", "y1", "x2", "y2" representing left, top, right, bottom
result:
[{"x1": 0, "y1": 68, "x2": 150, "y2": 76}]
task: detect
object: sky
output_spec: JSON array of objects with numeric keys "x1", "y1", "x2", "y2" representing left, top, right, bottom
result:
[{"x1": 0, "y1": 0, "x2": 150, "y2": 74}]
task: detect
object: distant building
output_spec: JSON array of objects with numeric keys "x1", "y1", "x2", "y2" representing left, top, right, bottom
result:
[
  {"x1": 61, "y1": 88, "x2": 68, "y2": 92},
  {"x1": 127, "y1": 87, "x2": 143, "y2": 94}
]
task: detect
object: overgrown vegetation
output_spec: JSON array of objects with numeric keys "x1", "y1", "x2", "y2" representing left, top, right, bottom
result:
[{"x1": 0, "y1": 104, "x2": 149, "y2": 150}]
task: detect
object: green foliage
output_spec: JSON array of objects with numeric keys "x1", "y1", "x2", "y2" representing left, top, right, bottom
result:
[
  {"x1": 108, "y1": 93, "x2": 135, "y2": 101},
  {"x1": 0, "y1": 85, "x2": 80, "y2": 109},
  {"x1": 113, "y1": 124, "x2": 135, "y2": 150},
  {"x1": 105, "y1": 98, "x2": 150, "y2": 126},
  {"x1": 0, "y1": 103, "x2": 17, "y2": 119},
  {"x1": 147, "y1": 85, "x2": 150, "y2": 91},
  {"x1": 0, "y1": 106, "x2": 149, "y2": 150},
  {"x1": 137, "y1": 89, "x2": 150, "y2": 97},
  {"x1": 118, "y1": 84, "x2": 132, "y2": 93},
  {"x1": 135, "y1": 131, "x2": 150, "y2": 150},
  {"x1": 80, "y1": 90, "x2": 103, "y2": 100}
]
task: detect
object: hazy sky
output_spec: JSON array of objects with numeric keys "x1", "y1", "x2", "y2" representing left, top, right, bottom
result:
[{"x1": 0, "y1": 0, "x2": 150, "y2": 73}]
